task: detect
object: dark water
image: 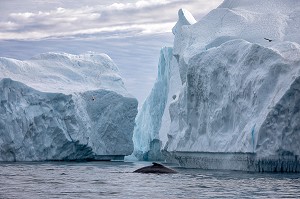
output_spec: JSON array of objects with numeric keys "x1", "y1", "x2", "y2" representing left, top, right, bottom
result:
[{"x1": 0, "y1": 161, "x2": 299, "y2": 199}]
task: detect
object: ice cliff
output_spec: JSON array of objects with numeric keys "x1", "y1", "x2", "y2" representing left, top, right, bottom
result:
[
  {"x1": 133, "y1": 0, "x2": 300, "y2": 170},
  {"x1": 168, "y1": 40, "x2": 300, "y2": 156},
  {"x1": 0, "y1": 52, "x2": 138, "y2": 161},
  {"x1": 132, "y1": 47, "x2": 181, "y2": 160}
]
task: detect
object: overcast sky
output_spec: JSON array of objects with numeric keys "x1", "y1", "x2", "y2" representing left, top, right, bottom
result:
[{"x1": 0, "y1": 0, "x2": 223, "y2": 104}]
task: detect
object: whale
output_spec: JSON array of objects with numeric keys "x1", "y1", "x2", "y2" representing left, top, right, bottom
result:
[{"x1": 133, "y1": 162, "x2": 177, "y2": 174}]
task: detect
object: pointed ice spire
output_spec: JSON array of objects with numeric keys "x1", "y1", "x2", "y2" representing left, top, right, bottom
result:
[
  {"x1": 172, "y1": 8, "x2": 196, "y2": 35},
  {"x1": 172, "y1": 9, "x2": 196, "y2": 84}
]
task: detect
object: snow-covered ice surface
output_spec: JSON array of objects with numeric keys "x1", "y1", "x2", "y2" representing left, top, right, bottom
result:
[
  {"x1": 174, "y1": 0, "x2": 300, "y2": 63},
  {"x1": 0, "y1": 52, "x2": 129, "y2": 96},
  {"x1": 0, "y1": 52, "x2": 138, "y2": 161},
  {"x1": 133, "y1": 0, "x2": 300, "y2": 171}
]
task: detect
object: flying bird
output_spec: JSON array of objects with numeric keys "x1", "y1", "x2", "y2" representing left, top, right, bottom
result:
[{"x1": 264, "y1": 38, "x2": 273, "y2": 42}]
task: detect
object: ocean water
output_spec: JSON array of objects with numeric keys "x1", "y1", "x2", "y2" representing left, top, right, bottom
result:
[{"x1": 0, "y1": 161, "x2": 299, "y2": 199}]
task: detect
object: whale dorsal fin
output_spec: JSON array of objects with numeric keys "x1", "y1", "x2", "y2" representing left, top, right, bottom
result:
[{"x1": 152, "y1": 162, "x2": 163, "y2": 167}]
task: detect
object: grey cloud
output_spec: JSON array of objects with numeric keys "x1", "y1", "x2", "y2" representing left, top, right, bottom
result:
[{"x1": 0, "y1": 0, "x2": 223, "y2": 40}]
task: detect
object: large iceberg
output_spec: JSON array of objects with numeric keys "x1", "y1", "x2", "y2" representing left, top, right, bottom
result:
[
  {"x1": 0, "y1": 52, "x2": 138, "y2": 161},
  {"x1": 134, "y1": 0, "x2": 300, "y2": 172}
]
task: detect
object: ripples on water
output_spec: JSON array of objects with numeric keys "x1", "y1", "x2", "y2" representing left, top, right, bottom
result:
[{"x1": 0, "y1": 161, "x2": 299, "y2": 199}]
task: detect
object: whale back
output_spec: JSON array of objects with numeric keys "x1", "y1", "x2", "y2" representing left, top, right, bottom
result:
[{"x1": 133, "y1": 162, "x2": 177, "y2": 174}]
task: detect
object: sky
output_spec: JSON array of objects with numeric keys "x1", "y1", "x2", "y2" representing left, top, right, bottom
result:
[{"x1": 0, "y1": 0, "x2": 223, "y2": 104}]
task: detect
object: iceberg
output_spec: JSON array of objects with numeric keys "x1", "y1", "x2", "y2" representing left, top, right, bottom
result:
[
  {"x1": 132, "y1": 47, "x2": 180, "y2": 160},
  {"x1": 134, "y1": 0, "x2": 300, "y2": 172},
  {"x1": 0, "y1": 52, "x2": 138, "y2": 161}
]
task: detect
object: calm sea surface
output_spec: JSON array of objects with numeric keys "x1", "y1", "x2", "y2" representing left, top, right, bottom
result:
[{"x1": 0, "y1": 161, "x2": 299, "y2": 199}]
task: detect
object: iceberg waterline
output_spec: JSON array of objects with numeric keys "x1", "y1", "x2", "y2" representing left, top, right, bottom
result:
[
  {"x1": 133, "y1": 0, "x2": 300, "y2": 172},
  {"x1": 0, "y1": 52, "x2": 138, "y2": 161}
]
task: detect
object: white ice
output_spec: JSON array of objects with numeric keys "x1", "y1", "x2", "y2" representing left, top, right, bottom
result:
[
  {"x1": 0, "y1": 52, "x2": 137, "y2": 161},
  {"x1": 133, "y1": 0, "x2": 300, "y2": 160}
]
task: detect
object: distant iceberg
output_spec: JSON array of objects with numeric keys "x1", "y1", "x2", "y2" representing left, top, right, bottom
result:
[
  {"x1": 133, "y1": 0, "x2": 300, "y2": 172},
  {"x1": 0, "y1": 52, "x2": 138, "y2": 161}
]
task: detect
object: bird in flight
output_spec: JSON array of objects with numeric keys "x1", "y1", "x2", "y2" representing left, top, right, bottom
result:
[{"x1": 264, "y1": 38, "x2": 273, "y2": 42}]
